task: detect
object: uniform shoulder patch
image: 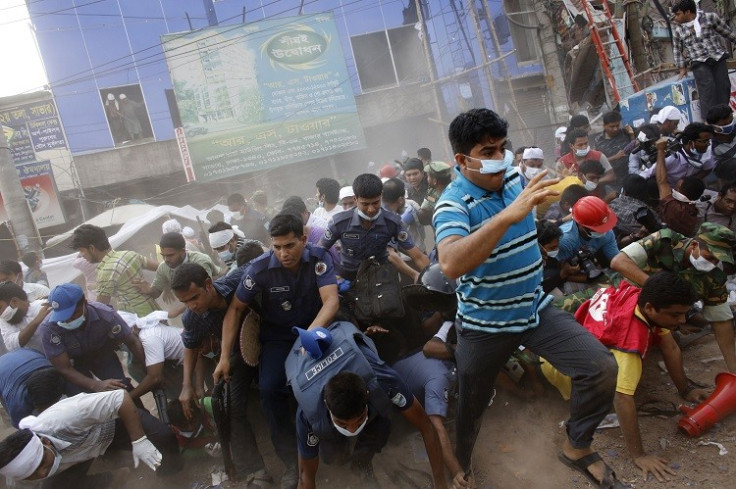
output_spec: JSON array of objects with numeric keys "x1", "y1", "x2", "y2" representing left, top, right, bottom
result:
[
  {"x1": 397, "y1": 231, "x2": 408, "y2": 242},
  {"x1": 391, "y1": 392, "x2": 407, "y2": 407},
  {"x1": 244, "y1": 275, "x2": 255, "y2": 290},
  {"x1": 323, "y1": 229, "x2": 332, "y2": 241},
  {"x1": 307, "y1": 432, "x2": 319, "y2": 447},
  {"x1": 50, "y1": 334, "x2": 61, "y2": 345},
  {"x1": 111, "y1": 324, "x2": 122, "y2": 335},
  {"x1": 315, "y1": 261, "x2": 327, "y2": 276}
]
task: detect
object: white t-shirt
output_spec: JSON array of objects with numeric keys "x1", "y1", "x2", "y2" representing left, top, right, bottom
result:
[
  {"x1": 23, "y1": 282, "x2": 49, "y2": 302},
  {"x1": 139, "y1": 325, "x2": 185, "y2": 366},
  {"x1": 0, "y1": 299, "x2": 46, "y2": 353},
  {"x1": 307, "y1": 206, "x2": 343, "y2": 229}
]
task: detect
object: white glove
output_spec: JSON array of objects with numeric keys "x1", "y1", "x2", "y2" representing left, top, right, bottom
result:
[
  {"x1": 433, "y1": 321, "x2": 454, "y2": 342},
  {"x1": 131, "y1": 436, "x2": 162, "y2": 471}
]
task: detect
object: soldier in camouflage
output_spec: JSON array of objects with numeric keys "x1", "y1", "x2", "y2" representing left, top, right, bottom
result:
[{"x1": 610, "y1": 222, "x2": 736, "y2": 372}]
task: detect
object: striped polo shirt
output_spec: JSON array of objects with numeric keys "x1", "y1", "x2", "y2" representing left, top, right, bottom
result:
[{"x1": 433, "y1": 166, "x2": 552, "y2": 334}]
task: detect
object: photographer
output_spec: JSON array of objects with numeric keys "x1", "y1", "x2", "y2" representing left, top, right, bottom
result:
[
  {"x1": 537, "y1": 220, "x2": 585, "y2": 297},
  {"x1": 654, "y1": 137, "x2": 704, "y2": 237},
  {"x1": 707, "y1": 104, "x2": 736, "y2": 182},
  {"x1": 628, "y1": 124, "x2": 662, "y2": 175},
  {"x1": 640, "y1": 123, "x2": 715, "y2": 187},
  {"x1": 556, "y1": 197, "x2": 620, "y2": 281}
]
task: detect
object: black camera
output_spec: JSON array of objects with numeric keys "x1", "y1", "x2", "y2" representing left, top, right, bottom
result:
[
  {"x1": 634, "y1": 135, "x2": 682, "y2": 167},
  {"x1": 569, "y1": 250, "x2": 602, "y2": 279}
]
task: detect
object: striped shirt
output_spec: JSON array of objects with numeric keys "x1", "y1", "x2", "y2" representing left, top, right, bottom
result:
[
  {"x1": 96, "y1": 250, "x2": 160, "y2": 315},
  {"x1": 673, "y1": 12, "x2": 736, "y2": 68},
  {"x1": 433, "y1": 166, "x2": 551, "y2": 334}
]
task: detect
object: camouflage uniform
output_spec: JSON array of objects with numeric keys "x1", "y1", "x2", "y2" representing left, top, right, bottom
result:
[
  {"x1": 421, "y1": 161, "x2": 452, "y2": 217},
  {"x1": 617, "y1": 222, "x2": 736, "y2": 322}
]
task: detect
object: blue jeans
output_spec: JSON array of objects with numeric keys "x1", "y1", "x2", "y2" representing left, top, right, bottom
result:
[{"x1": 454, "y1": 305, "x2": 617, "y2": 471}]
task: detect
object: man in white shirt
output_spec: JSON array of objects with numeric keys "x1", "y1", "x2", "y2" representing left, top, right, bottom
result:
[
  {"x1": 0, "y1": 281, "x2": 50, "y2": 354},
  {"x1": 0, "y1": 260, "x2": 49, "y2": 302},
  {"x1": 307, "y1": 177, "x2": 343, "y2": 228},
  {"x1": 0, "y1": 380, "x2": 182, "y2": 488}
]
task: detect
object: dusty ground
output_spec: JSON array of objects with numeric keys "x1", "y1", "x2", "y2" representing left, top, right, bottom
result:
[{"x1": 1, "y1": 330, "x2": 734, "y2": 489}]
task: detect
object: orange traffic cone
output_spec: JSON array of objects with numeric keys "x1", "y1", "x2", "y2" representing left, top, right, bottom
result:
[{"x1": 678, "y1": 372, "x2": 736, "y2": 437}]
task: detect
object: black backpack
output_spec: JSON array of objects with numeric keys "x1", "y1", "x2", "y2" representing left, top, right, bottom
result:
[{"x1": 352, "y1": 257, "x2": 405, "y2": 324}]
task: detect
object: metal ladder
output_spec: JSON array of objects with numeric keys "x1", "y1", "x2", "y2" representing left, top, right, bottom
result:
[{"x1": 580, "y1": 0, "x2": 640, "y2": 103}]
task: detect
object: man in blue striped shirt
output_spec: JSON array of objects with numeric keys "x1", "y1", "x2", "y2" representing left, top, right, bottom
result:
[{"x1": 434, "y1": 108, "x2": 620, "y2": 488}]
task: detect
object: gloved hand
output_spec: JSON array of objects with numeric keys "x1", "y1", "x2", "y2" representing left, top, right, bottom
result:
[
  {"x1": 337, "y1": 278, "x2": 352, "y2": 293},
  {"x1": 131, "y1": 435, "x2": 162, "y2": 471}
]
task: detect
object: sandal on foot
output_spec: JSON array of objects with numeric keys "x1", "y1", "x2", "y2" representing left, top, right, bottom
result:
[{"x1": 558, "y1": 452, "x2": 628, "y2": 488}]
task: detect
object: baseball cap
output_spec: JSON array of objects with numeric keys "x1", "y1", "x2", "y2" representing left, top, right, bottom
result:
[
  {"x1": 424, "y1": 161, "x2": 452, "y2": 177},
  {"x1": 339, "y1": 186, "x2": 355, "y2": 201},
  {"x1": 697, "y1": 222, "x2": 735, "y2": 264},
  {"x1": 292, "y1": 326, "x2": 333, "y2": 359},
  {"x1": 48, "y1": 283, "x2": 84, "y2": 322},
  {"x1": 522, "y1": 147, "x2": 544, "y2": 160}
]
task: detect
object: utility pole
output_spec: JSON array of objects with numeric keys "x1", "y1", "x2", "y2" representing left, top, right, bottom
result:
[
  {"x1": 466, "y1": 0, "x2": 499, "y2": 111},
  {"x1": 623, "y1": 0, "x2": 648, "y2": 74},
  {"x1": 0, "y1": 128, "x2": 42, "y2": 254},
  {"x1": 531, "y1": 0, "x2": 569, "y2": 124}
]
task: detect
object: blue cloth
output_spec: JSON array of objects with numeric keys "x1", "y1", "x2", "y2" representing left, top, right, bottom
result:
[
  {"x1": 0, "y1": 348, "x2": 51, "y2": 427},
  {"x1": 181, "y1": 267, "x2": 244, "y2": 349},
  {"x1": 556, "y1": 222, "x2": 619, "y2": 263},
  {"x1": 295, "y1": 343, "x2": 414, "y2": 459},
  {"x1": 319, "y1": 208, "x2": 416, "y2": 275},
  {"x1": 40, "y1": 302, "x2": 131, "y2": 359},
  {"x1": 235, "y1": 244, "x2": 337, "y2": 342},
  {"x1": 433, "y1": 166, "x2": 552, "y2": 334},
  {"x1": 392, "y1": 352, "x2": 455, "y2": 417}
]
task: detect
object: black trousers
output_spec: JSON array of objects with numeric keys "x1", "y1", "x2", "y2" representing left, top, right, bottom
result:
[{"x1": 692, "y1": 56, "x2": 731, "y2": 119}]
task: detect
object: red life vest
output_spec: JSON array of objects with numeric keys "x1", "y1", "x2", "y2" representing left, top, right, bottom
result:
[{"x1": 574, "y1": 281, "x2": 660, "y2": 358}]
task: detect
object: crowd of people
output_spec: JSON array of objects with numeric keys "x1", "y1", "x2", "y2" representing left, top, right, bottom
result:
[{"x1": 1, "y1": 2, "x2": 736, "y2": 488}]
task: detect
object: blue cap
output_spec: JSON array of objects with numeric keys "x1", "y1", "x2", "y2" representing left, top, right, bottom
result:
[
  {"x1": 48, "y1": 283, "x2": 84, "y2": 322},
  {"x1": 292, "y1": 327, "x2": 333, "y2": 359}
]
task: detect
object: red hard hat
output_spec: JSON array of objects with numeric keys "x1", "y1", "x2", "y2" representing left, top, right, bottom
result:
[
  {"x1": 379, "y1": 164, "x2": 397, "y2": 178},
  {"x1": 571, "y1": 196, "x2": 617, "y2": 233}
]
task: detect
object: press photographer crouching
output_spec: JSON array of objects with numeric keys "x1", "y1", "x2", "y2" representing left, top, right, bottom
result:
[
  {"x1": 555, "y1": 197, "x2": 620, "y2": 293},
  {"x1": 537, "y1": 220, "x2": 585, "y2": 298}
]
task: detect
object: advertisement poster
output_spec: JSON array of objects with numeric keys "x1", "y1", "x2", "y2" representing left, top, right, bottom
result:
[
  {"x1": 0, "y1": 100, "x2": 67, "y2": 164},
  {"x1": 0, "y1": 161, "x2": 66, "y2": 229},
  {"x1": 99, "y1": 84, "x2": 154, "y2": 146},
  {"x1": 162, "y1": 13, "x2": 366, "y2": 182}
]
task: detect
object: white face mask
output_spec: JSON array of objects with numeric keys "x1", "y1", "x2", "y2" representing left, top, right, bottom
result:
[
  {"x1": 523, "y1": 165, "x2": 543, "y2": 180},
  {"x1": 464, "y1": 149, "x2": 514, "y2": 174},
  {"x1": 671, "y1": 189, "x2": 693, "y2": 204},
  {"x1": 575, "y1": 146, "x2": 591, "y2": 157},
  {"x1": 583, "y1": 179, "x2": 598, "y2": 191},
  {"x1": 231, "y1": 211, "x2": 243, "y2": 221},
  {"x1": 689, "y1": 246, "x2": 717, "y2": 272},
  {"x1": 329, "y1": 410, "x2": 368, "y2": 437},
  {"x1": 0, "y1": 304, "x2": 17, "y2": 322},
  {"x1": 356, "y1": 208, "x2": 382, "y2": 221},
  {"x1": 545, "y1": 248, "x2": 559, "y2": 259}
]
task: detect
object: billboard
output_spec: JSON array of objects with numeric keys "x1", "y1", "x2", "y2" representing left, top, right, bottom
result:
[
  {"x1": 99, "y1": 84, "x2": 154, "y2": 146},
  {"x1": 0, "y1": 100, "x2": 67, "y2": 164},
  {"x1": 162, "y1": 13, "x2": 366, "y2": 182},
  {"x1": 0, "y1": 161, "x2": 66, "y2": 229}
]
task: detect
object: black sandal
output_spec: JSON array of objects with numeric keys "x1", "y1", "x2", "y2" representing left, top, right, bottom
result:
[{"x1": 558, "y1": 452, "x2": 628, "y2": 488}]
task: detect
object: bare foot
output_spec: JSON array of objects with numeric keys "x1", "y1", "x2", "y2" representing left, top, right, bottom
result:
[{"x1": 561, "y1": 438, "x2": 606, "y2": 483}]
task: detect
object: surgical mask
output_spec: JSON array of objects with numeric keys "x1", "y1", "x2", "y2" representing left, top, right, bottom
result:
[
  {"x1": 671, "y1": 189, "x2": 693, "y2": 204},
  {"x1": 689, "y1": 248, "x2": 717, "y2": 272},
  {"x1": 523, "y1": 166, "x2": 543, "y2": 180},
  {"x1": 465, "y1": 149, "x2": 514, "y2": 174},
  {"x1": 231, "y1": 211, "x2": 243, "y2": 221},
  {"x1": 583, "y1": 180, "x2": 598, "y2": 191},
  {"x1": 218, "y1": 249, "x2": 234, "y2": 262},
  {"x1": 0, "y1": 305, "x2": 17, "y2": 322},
  {"x1": 545, "y1": 248, "x2": 559, "y2": 259},
  {"x1": 589, "y1": 230, "x2": 606, "y2": 239},
  {"x1": 714, "y1": 119, "x2": 736, "y2": 135},
  {"x1": 575, "y1": 146, "x2": 591, "y2": 157},
  {"x1": 57, "y1": 314, "x2": 85, "y2": 330},
  {"x1": 329, "y1": 410, "x2": 368, "y2": 437},
  {"x1": 356, "y1": 208, "x2": 382, "y2": 221}
]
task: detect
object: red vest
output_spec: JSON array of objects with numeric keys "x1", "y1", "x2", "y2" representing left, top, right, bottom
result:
[
  {"x1": 559, "y1": 149, "x2": 605, "y2": 174},
  {"x1": 574, "y1": 281, "x2": 660, "y2": 358}
]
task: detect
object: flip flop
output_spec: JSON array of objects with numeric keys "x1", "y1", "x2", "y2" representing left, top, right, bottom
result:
[{"x1": 558, "y1": 452, "x2": 628, "y2": 488}]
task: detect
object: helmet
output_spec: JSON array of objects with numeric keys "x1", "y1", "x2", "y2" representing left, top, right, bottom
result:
[
  {"x1": 403, "y1": 263, "x2": 457, "y2": 313},
  {"x1": 379, "y1": 164, "x2": 397, "y2": 179},
  {"x1": 571, "y1": 196, "x2": 617, "y2": 233}
]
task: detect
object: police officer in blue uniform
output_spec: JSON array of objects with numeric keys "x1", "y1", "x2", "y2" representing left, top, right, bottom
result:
[
  {"x1": 171, "y1": 262, "x2": 270, "y2": 486},
  {"x1": 285, "y1": 322, "x2": 450, "y2": 489},
  {"x1": 0, "y1": 348, "x2": 52, "y2": 427},
  {"x1": 39, "y1": 283, "x2": 145, "y2": 396},
  {"x1": 216, "y1": 213, "x2": 339, "y2": 489},
  {"x1": 319, "y1": 173, "x2": 429, "y2": 281}
]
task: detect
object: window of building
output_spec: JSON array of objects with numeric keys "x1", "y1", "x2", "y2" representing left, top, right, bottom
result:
[
  {"x1": 503, "y1": 0, "x2": 540, "y2": 63},
  {"x1": 350, "y1": 24, "x2": 428, "y2": 93}
]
